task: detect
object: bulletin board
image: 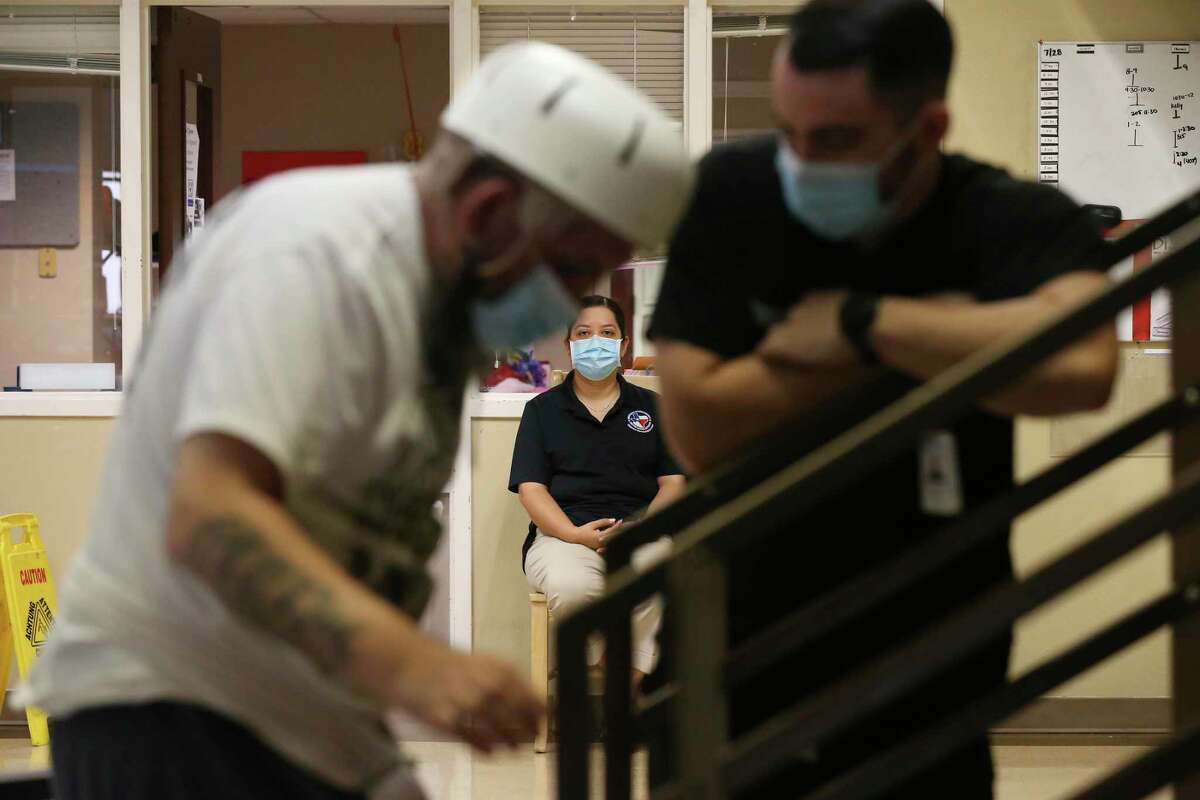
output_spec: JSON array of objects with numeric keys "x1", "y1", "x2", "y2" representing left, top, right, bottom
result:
[{"x1": 0, "y1": 101, "x2": 80, "y2": 247}]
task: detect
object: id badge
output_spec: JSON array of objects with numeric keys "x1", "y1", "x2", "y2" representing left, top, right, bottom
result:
[{"x1": 919, "y1": 430, "x2": 964, "y2": 517}]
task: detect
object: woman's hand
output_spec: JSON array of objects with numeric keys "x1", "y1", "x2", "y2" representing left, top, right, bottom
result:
[{"x1": 572, "y1": 518, "x2": 622, "y2": 552}]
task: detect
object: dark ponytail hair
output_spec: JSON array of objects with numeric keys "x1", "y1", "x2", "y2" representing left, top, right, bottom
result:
[{"x1": 569, "y1": 295, "x2": 627, "y2": 339}]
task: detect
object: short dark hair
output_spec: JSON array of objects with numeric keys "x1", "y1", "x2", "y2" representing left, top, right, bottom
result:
[
  {"x1": 788, "y1": 0, "x2": 953, "y2": 118},
  {"x1": 569, "y1": 295, "x2": 627, "y2": 339}
]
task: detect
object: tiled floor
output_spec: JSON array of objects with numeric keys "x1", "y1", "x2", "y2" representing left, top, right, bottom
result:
[
  {"x1": 0, "y1": 737, "x2": 50, "y2": 774},
  {"x1": 405, "y1": 742, "x2": 1172, "y2": 800},
  {"x1": 0, "y1": 737, "x2": 1172, "y2": 799},
  {"x1": 992, "y1": 745, "x2": 1170, "y2": 800}
]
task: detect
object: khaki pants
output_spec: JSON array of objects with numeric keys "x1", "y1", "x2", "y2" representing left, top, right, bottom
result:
[{"x1": 524, "y1": 532, "x2": 663, "y2": 674}]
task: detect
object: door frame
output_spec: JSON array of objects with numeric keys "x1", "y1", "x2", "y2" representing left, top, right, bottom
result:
[{"x1": 117, "y1": 0, "x2": 715, "y2": 656}]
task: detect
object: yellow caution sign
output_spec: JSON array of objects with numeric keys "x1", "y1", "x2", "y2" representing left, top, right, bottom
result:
[{"x1": 0, "y1": 514, "x2": 57, "y2": 745}]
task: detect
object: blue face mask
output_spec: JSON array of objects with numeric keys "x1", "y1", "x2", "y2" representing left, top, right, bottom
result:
[
  {"x1": 471, "y1": 264, "x2": 579, "y2": 349},
  {"x1": 570, "y1": 336, "x2": 622, "y2": 381},
  {"x1": 774, "y1": 129, "x2": 917, "y2": 241}
]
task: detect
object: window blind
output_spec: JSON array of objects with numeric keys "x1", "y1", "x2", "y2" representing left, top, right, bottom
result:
[
  {"x1": 0, "y1": 7, "x2": 119, "y2": 76},
  {"x1": 712, "y1": 14, "x2": 786, "y2": 144},
  {"x1": 712, "y1": 14, "x2": 790, "y2": 38},
  {"x1": 479, "y1": 11, "x2": 684, "y2": 123}
]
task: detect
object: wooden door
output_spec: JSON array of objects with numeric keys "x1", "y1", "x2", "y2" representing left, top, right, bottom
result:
[{"x1": 153, "y1": 7, "x2": 220, "y2": 283}]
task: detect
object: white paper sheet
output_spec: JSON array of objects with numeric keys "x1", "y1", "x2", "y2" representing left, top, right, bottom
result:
[
  {"x1": 101, "y1": 251, "x2": 122, "y2": 315},
  {"x1": 184, "y1": 123, "x2": 200, "y2": 204},
  {"x1": 0, "y1": 149, "x2": 15, "y2": 201}
]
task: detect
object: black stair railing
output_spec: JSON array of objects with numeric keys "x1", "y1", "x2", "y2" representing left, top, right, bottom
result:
[{"x1": 555, "y1": 187, "x2": 1200, "y2": 800}]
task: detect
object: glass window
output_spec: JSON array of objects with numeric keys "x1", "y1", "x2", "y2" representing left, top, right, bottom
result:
[
  {"x1": 150, "y1": 6, "x2": 452, "y2": 307},
  {"x1": 0, "y1": 6, "x2": 122, "y2": 391},
  {"x1": 712, "y1": 14, "x2": 789, "y2": 145},
  {"x1": 477, "y1": 9, "x2": 684, "y2": 376}
]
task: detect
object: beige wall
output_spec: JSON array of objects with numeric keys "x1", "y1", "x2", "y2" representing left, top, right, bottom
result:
[
  {"x1": 0, "y1": 76, "x2": 117, "y2": 388},
  {"x1": 472, "y1": 417, "x2": 534, "y2": 674},
  {"x1": 946, "y1": 0, "x2": 1200, "y2": 698},
  {"x1": 0, "y1": 419, "x2": 115, "y2": 581},
  {"x1": 217, "y1": 23, "x2": 449, "y2": 200},
  {"x1": 0, "y1": 418, "x2": 112, "y2": 692}
]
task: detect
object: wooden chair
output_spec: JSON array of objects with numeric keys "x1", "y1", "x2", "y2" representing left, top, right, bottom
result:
[{"x1": 530, "y1": 592, "x2": 551, "y2": 753}]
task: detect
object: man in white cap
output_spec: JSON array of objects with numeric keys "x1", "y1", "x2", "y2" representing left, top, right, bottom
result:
[{"x1": 21, "y1": 42, "x2": 692, "y2": 800}]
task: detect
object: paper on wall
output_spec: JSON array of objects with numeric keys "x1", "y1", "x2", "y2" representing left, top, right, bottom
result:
[
  {"x1": 0, "y1": 149, "x2": 14, "y2": 201},
  {"x1": 1109, "y1": 231, "x2": 1173, "y2": 342},
  {"x1": 184, "y1": 123, "x2": 200, "y2": 205},
  {"x1": 101, "y1": 251, "x2": 122, "y2": 315}
]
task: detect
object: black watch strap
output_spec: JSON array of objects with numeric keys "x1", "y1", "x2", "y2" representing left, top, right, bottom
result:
[{"x1": 839, "y1": 292, "x2": 882, "y2": 364}]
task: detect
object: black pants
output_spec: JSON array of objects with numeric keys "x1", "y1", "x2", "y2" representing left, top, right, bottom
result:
[{"x1": 50, "y1": 702, "x2": 365, "y2": 800}]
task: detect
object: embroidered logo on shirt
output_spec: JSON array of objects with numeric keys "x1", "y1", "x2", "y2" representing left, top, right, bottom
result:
[{"x1": 627, "y1": 410, "x2": 654, "y2": 433}]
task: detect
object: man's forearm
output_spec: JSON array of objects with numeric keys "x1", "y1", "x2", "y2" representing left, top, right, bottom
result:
[
  {"x1": 188, "y1": 515, "x2": 355, "y2": 674},
  {"x1": 872, "y1": 275, "x2": 1116, "y2": 416},
  {"x1": 169, "y1": 491, "x2": 424, "y2": 703},
  {"x1": 658, "y1": 343, "x2": 874, "y2": 473}
]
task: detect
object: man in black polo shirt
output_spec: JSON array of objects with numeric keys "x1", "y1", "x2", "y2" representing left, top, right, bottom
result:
[{"x1": 648, "y1": 0, "x2": 1118, "y2": 796}]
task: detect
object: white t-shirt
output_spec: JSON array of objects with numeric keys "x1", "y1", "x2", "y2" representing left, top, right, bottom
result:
[{"x1": 19, "y1": 165, "x2": 477, "y2": 794}]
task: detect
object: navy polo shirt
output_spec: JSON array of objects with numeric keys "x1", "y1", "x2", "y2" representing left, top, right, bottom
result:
[{"x1": 508, "y1": 372, "x2": 682, "y2": 568}]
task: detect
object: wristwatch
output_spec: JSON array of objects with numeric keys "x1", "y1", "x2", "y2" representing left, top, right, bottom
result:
[{"x1": 839, "y1": 292, "x2": 882, "y2": 364}]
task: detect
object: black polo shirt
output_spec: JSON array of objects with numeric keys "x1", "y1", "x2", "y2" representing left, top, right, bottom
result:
[
  {"x1": 508, "y1": 372, "x2": 682, "y2": 567},
  {"x1": 647, "y1": 138, "x2": 1105, "y2": 797}
]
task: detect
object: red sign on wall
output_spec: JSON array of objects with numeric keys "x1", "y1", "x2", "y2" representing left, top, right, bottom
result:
[{"x1": 241, "y1": 150, "x2": 367, "y2": 186}]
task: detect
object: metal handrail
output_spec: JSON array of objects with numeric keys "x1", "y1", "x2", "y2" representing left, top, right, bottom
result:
[
  {"x1": 725, "y1": 387, "x2": 1200, "y2": 688},
  {"x1": 725, "y1": 457, "x2": 1200, "y2": 789},
  {"x1": 789, "y1": 585, "x2": 1200, "y2": 800},
  {"x1": 710, "y1": 391, "x2": 1200, "y2": 792},
  {"x1": 558, "y1": 189, "x2": 1200, "y2": 799},
  {"x1": 650, "y1": 583, "x2": 1200, "y2": 799}
]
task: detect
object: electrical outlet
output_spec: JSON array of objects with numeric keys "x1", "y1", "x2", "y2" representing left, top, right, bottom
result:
[{"x1": 37, "y1": 248, "x2": 56, "y2": 279}]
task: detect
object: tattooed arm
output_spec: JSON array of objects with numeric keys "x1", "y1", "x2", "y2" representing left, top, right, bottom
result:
[{"x1": 166, "y1": 433, "x2": 543, "y2": 752}]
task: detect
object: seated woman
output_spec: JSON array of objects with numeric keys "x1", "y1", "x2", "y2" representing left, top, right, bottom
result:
[{"x1": 509, "y1": 295, "x2": 686, "y2": 683}]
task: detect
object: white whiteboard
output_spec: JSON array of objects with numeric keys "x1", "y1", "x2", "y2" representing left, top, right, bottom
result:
[
  {"x1": 1038, "y1": 41, "x2": 1199, "y2": 218},
  {"x1": 1038, "y1": 41, "x2": 1198, "y2": 341}
]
